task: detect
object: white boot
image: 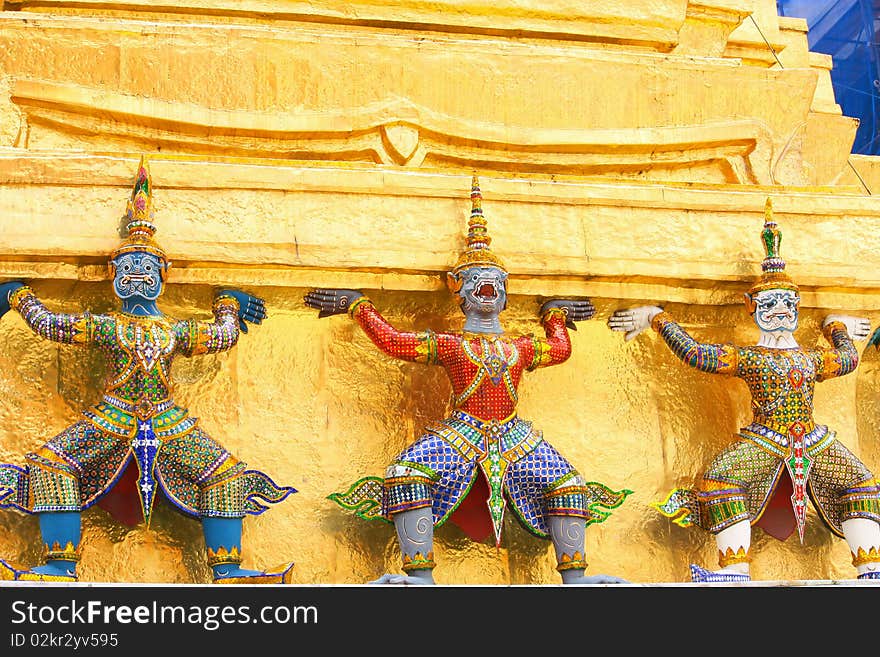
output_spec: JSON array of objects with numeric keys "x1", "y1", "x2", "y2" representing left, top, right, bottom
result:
[
  {"x1": 842, "y1": 517, "x2": 880, "y2": 581},
  {"x1": 690, "y1": 520, "x2": 751, "y2": 583}
]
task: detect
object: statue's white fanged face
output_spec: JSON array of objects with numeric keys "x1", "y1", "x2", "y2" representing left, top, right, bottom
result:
[{"x1": 753, "y1": 288, "x2": 799, "y2": 333}]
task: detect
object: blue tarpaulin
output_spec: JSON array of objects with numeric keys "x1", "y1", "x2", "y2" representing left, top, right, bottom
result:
[{"x1": 777, "y1": 0, "x2": 880, "y2": 154}]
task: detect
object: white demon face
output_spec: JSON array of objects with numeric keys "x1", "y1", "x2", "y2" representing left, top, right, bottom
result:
[{"x1": 753, "y1": 288, "x2": 799, "y2": 333}]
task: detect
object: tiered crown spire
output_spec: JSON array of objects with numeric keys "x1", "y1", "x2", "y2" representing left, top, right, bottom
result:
[
  {"x1": 746, "y1": 197, "x2": 798, "y2": 301},
  {"x1": 110, "y1": 155, "x2": 168, "y2": 264},
  {"x1": 450, "y1": 176, "x2": 506, "y2": 276}
]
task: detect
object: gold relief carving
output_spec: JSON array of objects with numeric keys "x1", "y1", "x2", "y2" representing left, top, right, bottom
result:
[
  {"x1": 12, "y1": 79, "x2": 775, "y2": 183},
  {"x1": 380, "y1": 124, "x2": 421, "y2": 166},
  {"x1": 0, "y1": 12, "x2": 824, "y2": 181}
]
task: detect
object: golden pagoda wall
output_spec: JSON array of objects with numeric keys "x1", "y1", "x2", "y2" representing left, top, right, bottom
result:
[{"x1": 0, "y1": 0, "x2": 879, "y2": 584}]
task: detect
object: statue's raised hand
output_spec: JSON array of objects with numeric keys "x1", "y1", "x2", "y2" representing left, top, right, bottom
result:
[
  {"x1": 539, "y1": 299, "x2": 595, "y2": 330},
  {"x1": 824, "y1": 314, "x2": 871, "y2": 342},
  {"x1": 304, "y1": 288, "x2": 364, "y2": 318},
  {"x1": 0, "y1": 281, "x2": 25, "y2": 319},
  {"x1": 608, "y1": 305, "x2": 664, "y2": 341},
  {"x1": 217, "y1": 289, "x2": 267, "y2": 334}
]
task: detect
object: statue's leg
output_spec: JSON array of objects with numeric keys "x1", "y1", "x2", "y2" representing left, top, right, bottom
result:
[
  {"x1": 842, "y1": 518, "x2": 880, "y2": 579},
  {"x1": 370, "y1": 458, "x2": 441, "y2": 585},
  {"x1": 0, "y1": 511, "x2": 81, "y2": 582},
  {"x1": 714, "y1": 520, "x2": 751, "y2": 574},
  {"x1": 0, "y1": 462, "x2": 81, "y2": 582},
  {"x1": 547, "y1": 515, "x2": 626, "y2": 584},
  {"x1": 690, "y1": 520, "x2": 751, "y2": 582},
  {"x1": 524, "y1": 453, "x2": 628, "y2": 584},
  {"x1": 200, "y1": 471, "x2": 293, "y2": 584},
  {"x1": 689, "y1": 442, "x2": 758, "y2": 583},
  {"x1": 547, "y1": 515, "x2": 587, "y2": 584},
  {"x1": 392, "y1": 506, "x2": 435, "y2": 584},
  {"x1": 369, "y1": 506, "x2": 436, "y2": 585},
  {"x1": 33, "y1": 511, "x2": 81, "y2": 578},
  {"x1": 175, "y1": 426, "x2": 293, "y2": 584},
  {"x1": 202, "y1": 516, "x2": 292, "y2": 584},
  {"x1": 809, "y1": 445, "x2": 880, "y2": 580},
  {"x1": 203, "y1": 516, "x2": 252, "y2": 578}
]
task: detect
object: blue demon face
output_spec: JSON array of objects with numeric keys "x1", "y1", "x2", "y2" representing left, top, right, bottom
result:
[{"x1": 111, "y1": 252, "x2": 165, "y2": 302}]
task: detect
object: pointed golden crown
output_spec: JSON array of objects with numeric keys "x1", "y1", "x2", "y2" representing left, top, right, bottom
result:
[
  {"x1": 110, "y1": 155, "x2": 168, "y2": 264},
  {"x1": 745, "y1": 197, "x2": 798, "y2": 306},
  {"x1": 450, "y1": 176, "x2": 507, "y2": 277}
]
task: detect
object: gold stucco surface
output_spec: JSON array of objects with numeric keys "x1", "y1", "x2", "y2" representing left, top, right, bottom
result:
[{"x1": 1, "y1": 0, "x2": 880, "y2": 585}]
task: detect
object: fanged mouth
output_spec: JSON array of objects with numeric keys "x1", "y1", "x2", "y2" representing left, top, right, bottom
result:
[
  {"x1": 120, "y1": 274, "x2": 156, "y2": 286},
  {"x1": 476, "y1": 282, "x2": 497, "y2": 300}
]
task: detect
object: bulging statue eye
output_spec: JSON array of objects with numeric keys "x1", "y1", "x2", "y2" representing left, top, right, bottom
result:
[
  {"x1": 123, "y1": 264, "x2": 131, "y2": 271},
  {"x1": 144, "y1": 264, "x2": 153, "y2": 271}
]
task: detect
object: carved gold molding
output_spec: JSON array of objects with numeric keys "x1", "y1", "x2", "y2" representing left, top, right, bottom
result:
[{"x1": 13, "y1": 79, "x2": 776, "y2": 183}]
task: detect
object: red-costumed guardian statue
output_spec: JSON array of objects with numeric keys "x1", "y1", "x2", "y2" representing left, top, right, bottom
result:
[{"x1": 306, "y1": 176, "x2": 631, "y2": 585}]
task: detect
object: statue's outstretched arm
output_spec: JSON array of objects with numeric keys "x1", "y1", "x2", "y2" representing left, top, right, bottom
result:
[
  {"x1": 525, "y1": 299, "x2": 595, "y2": 370},
  {"x1": 216, "y1": 289, "x2": 266, "y2": 334},
  {"x1": 607, "y1": 305, "x2": 663, "y2": 341},
  {"x1": 176, "y1": 289, "x2": 266, "y2": 357},
  {"x1": 817, "y1": 314, "x2": 867, "y2": 379},
  {"x1": 609, "y1": 305, "x2": 738, "y2": 375},
  {"x1": 304, "y1": 288, "x2": 446, "y2": 364},
  {"x1": 0, "y1": 281, "x2": 95, "y2": 346},
  {"x1": 539, "y1": 298, "x2": 596, "y2": 330}
]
